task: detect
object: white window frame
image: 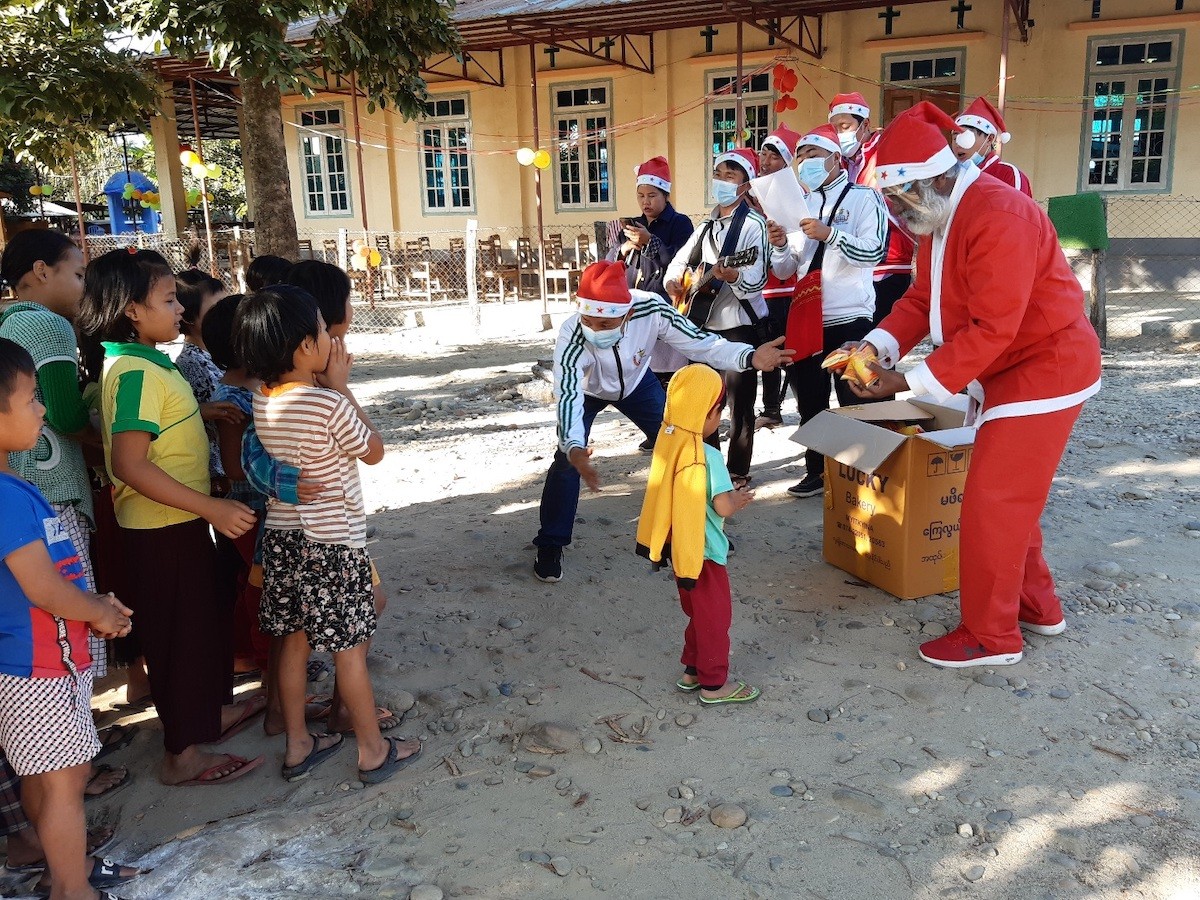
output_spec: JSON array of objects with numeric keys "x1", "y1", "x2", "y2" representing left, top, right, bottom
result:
[
  {"x1": 551, "y1": 81, "x2": 615, "y2": 212},
  {"x1": 419, "y1": 96, "x2": 476, "y2": 214},
  {"x1": 1079, "y1": 31, "x2": 1181, "y2": 194},
  {"x1": 705, "y1": 69, "x2": 774, "y2": 205},
  {"x1": 297, "y1": 104, "x2": 352, "y2": 218}
]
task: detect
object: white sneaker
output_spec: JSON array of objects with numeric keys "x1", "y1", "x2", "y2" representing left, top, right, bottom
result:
[{"x1": 1019, "y1": 618, "x2": 1066, "y2": 636}]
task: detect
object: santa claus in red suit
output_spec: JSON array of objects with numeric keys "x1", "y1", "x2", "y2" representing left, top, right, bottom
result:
[
  {"x1": 953, "y1": 96, "x2": 1033, "y2": 197},
  {"x1": 850, "y1": 102, "x2": 1102, "y2": 669}
]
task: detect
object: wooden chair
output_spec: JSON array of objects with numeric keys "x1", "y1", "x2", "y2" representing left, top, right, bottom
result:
[
  {"x1": 575, "y1": 233, "x2": 597, "y2": 268},
  {"x1": 477, "y1": 234, "x2": 519, "y2": 303},
  {"x1": 322, "y1": 238, "x2": 338, "y2": 266},
  {"x1": 297, "y1": 238, "x2": 314, "y2": 260},
  {"x1": 399, "y1": 239, "x2": 442, "y2": 303},
  {"x1": 374, "y1": 234, "x2": 398, "y2": 294},
  {"x1": 543, "y1": 233, "x2": 579, "y2": 301},
  {"x1": 515, "y1": 236, "x2": 539, "y2": 298}
]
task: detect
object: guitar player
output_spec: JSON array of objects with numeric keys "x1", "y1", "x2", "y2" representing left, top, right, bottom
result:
[{"x1": 663, "y1": 148, "x2": 771, "y2": 488}]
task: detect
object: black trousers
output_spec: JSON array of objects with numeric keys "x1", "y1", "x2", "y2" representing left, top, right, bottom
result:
[
  {"x1": 872, "y1": 272, "x2": 912, "y2": 326},
  {"x1": 786, "y1": 317, "x2": 875, "y2": 477},
  {"x1": 704, "y1": 324, "x2": 759, "y2": 479},
  {"x1": 759, "y1": 298, "x2": 790, "y2": 415}
]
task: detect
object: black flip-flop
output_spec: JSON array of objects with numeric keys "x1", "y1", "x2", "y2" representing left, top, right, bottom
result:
[
  {"x1": 306, "y1": 659, "x2": 332, "y2": 683},
  {"x1": 112, "y1": 695, "x2": 154, "y2": 714},
  {"x1": 358, "y1": 737, "x2": 423, "y2": 785},
  {"x1": 85, "y1": 764, "x2": 132, "y2": 802},
  {"x1": 87, "y1": 856, "x2": 142, "y2": 889},
  {"x1": 4, "y1": 827, "x2": 117, "y2": 876},
  {"x1": 95, "y1": 723, "x2": 139, "y2": 761},
  {"x1": 282, "y1": 732, "x2": 345, "y2": 782}
]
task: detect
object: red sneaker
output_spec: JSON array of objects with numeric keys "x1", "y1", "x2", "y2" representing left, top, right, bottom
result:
[
  {"x1": 1019, "y1": 617, "x2": 1066, "y2": 636},
  {"x1": 918, "y1": 625, "x2": 1023, "y2": 669}
]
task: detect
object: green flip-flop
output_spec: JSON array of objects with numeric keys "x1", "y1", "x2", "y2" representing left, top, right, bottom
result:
[
  {"x1": 675, "y1": 677, "x2": 701, "y2": 692},
  {"x1": 699, "y1": 682, "x2": 761, "y2": 705}
]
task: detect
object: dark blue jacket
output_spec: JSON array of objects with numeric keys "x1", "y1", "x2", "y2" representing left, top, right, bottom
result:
[{"x1": 609, "y1": 203, "x2": 694, "y2": 297}]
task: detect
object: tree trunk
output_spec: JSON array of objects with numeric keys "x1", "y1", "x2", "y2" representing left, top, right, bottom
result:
[{"x1": 239, "y1": 75, "x2": 300, "y2": 260}]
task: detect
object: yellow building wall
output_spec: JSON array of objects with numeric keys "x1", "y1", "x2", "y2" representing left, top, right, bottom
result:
[{"x1": 281, "y1": 0, "x2": 1200, "y2": 238}]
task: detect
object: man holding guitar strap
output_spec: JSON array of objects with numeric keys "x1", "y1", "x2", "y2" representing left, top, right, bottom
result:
[
  {"x1": 767, "y1": 124, "x2": 887, "y2": 498},
  {"x1": 663, "y1": 148, "x2": 770, "y2": 488}
]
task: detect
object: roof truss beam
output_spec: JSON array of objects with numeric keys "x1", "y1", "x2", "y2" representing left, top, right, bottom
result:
[
  {"x1": 731, "y1": 5, "x2": 823, "y2": 58},
  {"x1": 545, "y1": 33, "x2": 654, "y2": 74},
  {"x1": 1006, "y1": 0, "x2": 1031, "y2": 43},
  {"x1": 422, "y1": 50, "x2": 506, "y2": 87}
]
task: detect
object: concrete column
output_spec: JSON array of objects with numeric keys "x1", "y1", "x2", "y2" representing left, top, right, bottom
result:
[
  {"x1": 237, "y1": 102, "x2": 257, "y2": 222},
  {"x1": 150, "y1": 86, "x2": 187, "y2": 238}
]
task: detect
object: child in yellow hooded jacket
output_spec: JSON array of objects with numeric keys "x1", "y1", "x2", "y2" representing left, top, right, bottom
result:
[{"x1": 636, "y1": 365, "x2": 760, "y2": 704}]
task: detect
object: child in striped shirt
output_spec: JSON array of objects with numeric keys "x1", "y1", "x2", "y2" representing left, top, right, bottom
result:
[{"x1": 234, "y1": 285, "x2": 420, "y2": 785}]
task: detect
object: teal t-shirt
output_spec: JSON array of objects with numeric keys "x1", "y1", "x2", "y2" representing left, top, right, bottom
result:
[{"x1": 702, "y1": 443, "x2": 734, "y2": 564}]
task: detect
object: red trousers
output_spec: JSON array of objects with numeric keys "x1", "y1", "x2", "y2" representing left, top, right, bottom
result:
[
  {"x1": 959, "y1": 405, "x2": 1082, "y2": 653},
  {"x1": 227, "y1": 521, "x2": 270, "y2": 671},
  {"x1": 677, "y1": 560, "x2": 732, "y2": 688}
]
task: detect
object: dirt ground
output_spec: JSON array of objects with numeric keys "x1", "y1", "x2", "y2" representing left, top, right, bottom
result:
[{"x1": 6, "y1": 300, "x2": 1198, "y2": 900}]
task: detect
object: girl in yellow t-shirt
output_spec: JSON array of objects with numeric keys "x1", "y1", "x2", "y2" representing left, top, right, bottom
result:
[{"x1": 79, "y1": 249, "x2": 265, "y2": 788}]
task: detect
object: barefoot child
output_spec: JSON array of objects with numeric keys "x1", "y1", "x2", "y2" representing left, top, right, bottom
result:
[
  {"x1": 0, "y1": 337, "x2": 138, "y2": 900},
  {"x1": 636, "y1": 364, "x2": 760, "y2": 705},
  {"x1": 234, "y1": 285, "x2": 421, "y2": 783},
  {"x1": 79, "y1": 249, "x2": 265, "y2": 787}
]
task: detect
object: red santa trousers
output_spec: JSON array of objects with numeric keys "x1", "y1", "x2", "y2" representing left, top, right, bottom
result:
[
  {"x1": 959, "y1": 404, "x2": 1082, "y2": 653},
  {"x1": 676, "y1": 560, "x2": 733, "y2": 688}
]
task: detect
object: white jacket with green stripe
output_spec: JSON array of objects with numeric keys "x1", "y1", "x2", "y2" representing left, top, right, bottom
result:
[
  {"x1": 769, "y1": 170, "x2": 887, "y2": 325},
  {"x1": 553, "y1": 290, "x2": 755, "y2": 454}
]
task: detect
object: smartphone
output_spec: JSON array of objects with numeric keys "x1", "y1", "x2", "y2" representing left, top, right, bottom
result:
[{"x1": 619, "y1": 217, "x2": 636, "y2": 229}]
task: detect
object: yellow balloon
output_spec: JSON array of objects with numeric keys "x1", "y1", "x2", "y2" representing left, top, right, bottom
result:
[
  {"x1": 206, "y1": 163, "x2": 222, "y2": 179},
  {"x1": 204, "y1": 192, "x2": 214, "y2": 202},
  {"x1": 368, "y1": 249, "x2": 382, "y2": 267},
  {"x1": 180, "y1": 150, "x2": 199, "y2": 166},
  {"x1": 29, "y1": 185, "x2": 41, "y2": 196},
  {"x1": 533, "y1": 149, "x2": 552, "y2": 170},
  {"x1": 516, "y1": 147, "x2": 535, "y2": 166}
]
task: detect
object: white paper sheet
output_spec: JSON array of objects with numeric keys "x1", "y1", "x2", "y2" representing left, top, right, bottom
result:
[{"x1": 749, "y1": 169, "x2": 811, "y2": 234}]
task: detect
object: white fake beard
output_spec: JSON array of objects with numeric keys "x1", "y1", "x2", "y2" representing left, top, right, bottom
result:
[{"x1": 899, "y1": 188, "x2": 954, "y2": 235}]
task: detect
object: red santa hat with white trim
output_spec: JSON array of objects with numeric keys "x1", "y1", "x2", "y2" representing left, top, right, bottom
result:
[
  {"x1": 760, "y1": 124, "x2": 802, "y2": 164},
  {"x1": 714, "y1": 147, "x2": 758, "y2": 179},
  {"x1": 954, "y1": 96, "x2": 1011, "y2": 146},
  {"x1": 576, "y1": 260, "x2": 634, "y2": 318},
  {"x1": 873, "y1": 101, "x2": 964, "y2": 188},
  {"x1": 828, "y1": 92, "x2": 871, "y2": 121},
  {"x1": 635, "y1": 156, "x2": 672, "y2": 193},
  {"x1": 796, "y1": 124, "x2": 842, "y2": 156}
]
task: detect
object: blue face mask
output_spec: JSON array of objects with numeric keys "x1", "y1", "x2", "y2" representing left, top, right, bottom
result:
[
  {"x1": 798, "y1": 156, "x2": 831, "y2": 191},
  {"x1": 711, "y1": 178, "x2": 740, "y2": 207},
  {"x1": 581, "y1": 322, "x2": 623, "y2": 349},
  {"x1": 970, "y1": 151, "x2": 986, "y2": 166}
]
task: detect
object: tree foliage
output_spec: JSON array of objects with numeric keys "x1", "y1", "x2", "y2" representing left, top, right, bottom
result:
[
  {"x1": 75, "y1": 0, "x2": 461, "y2": 119},
  {"x1": 0, "y1": 2, "x2": 161, "y2": 166}
]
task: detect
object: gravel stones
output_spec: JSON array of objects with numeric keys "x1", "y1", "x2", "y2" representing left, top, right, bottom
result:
[
  {"x1": 974, "y1": 673, "x2": 1009, "y2": 688},
  {"x1": 675, "y1": 713, "x2": 696, "y2": 728},
  {"x1": 807, "y1": 708, "x2": 830, "y2": 724},
  {"x1": 582, "y1": 737, "x2": 602, "y2": 754},
  {"x1": 497, "y1": 617, "x2": 523, "y2": 630},
  {"x1": 1050, "y1": 687, "x2": 1072, "y2": 700},
  {"x1": 409, "y1": 887, "x2": 444, "y2": 900},
  {"x1": 770, "y1": 785, "x2": 794, "y2": 797},
  {"x1": 832, "y1": 787, "x2": 886, "y2": 816},
  {"x1": 709, "y1": 804, "x2": 748, "y2": 829},
  {"x1": 550, "y1": 856, "x2": 571, "y2": 876},
  {"x1": 962, "y1": 865, "x2": 986, "y2": 883}
]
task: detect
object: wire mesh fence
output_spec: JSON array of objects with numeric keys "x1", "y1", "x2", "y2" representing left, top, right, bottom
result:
[
  {"x1": 25, "y1": 195, "x2": 1195, "y2": 343},
  {"x1": 1100, "y1": 196, "x2": 1200, "y2": 341}
]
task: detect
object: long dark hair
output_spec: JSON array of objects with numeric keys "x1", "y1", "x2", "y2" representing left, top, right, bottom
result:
[
  {"x1": 78, "y1": 249, "x2": 173, "y2": 344},
  {"x1": 233, "y1": 285, "x2": 321, "y2": 384},
  {"x1": 0, "y1": 230, "x2": 78, "y2": 290}
]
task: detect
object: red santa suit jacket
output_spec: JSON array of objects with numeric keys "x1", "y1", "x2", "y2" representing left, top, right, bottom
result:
[
  {"x1": 864, "y1": 165, "x2": 1101, "y2": 426},
  {"x1": 978, "y1": 153, "x2": 1033, "y2": 197}
]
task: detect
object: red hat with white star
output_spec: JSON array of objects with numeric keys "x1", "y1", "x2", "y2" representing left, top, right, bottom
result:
[
  {"x1": 714, "y1": 147, "x2": 758, "y2": 179},
  {"x1": 761, "y1": 124, "x2": 802, "y2": 164},
  {"x1": 829, "y1": 92, "x2": 870, "y2": 121},
  {"x1": 576, "y1": 261, "x2": 634, "y2": 317},
  {"x1": 874, "y1": 101, "x2": 964, "y2": 188},
  {"x1": 796, "y1": 124, "x2": 842, "y2": 156},
  {"x1": 635, "y1": 156, "x2": 672, "y2": 193},
  {"x1": 955, "y1": 96, "x2": 1011, "y2": 145}
]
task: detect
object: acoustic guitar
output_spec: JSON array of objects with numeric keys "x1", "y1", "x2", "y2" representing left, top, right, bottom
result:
[{"x1": 670, "y1": 246, "x2": 759, "y2": 327}]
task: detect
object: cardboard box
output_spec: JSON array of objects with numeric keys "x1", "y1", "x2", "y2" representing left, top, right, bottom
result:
[{"x1": 792, "y1": 396, "x2": 976, "y2": 600}]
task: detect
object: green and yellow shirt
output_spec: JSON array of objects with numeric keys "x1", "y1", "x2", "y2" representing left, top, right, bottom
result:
[{"x1": 100, "y1": 342, "x2": 209, "y2": 530}]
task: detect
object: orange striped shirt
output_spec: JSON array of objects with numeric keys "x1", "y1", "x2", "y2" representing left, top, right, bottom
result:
[{"x1": 253, "y1": 383, "x2": 372, "y2": 547}]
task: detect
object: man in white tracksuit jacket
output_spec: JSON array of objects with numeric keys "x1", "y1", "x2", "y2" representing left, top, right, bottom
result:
[
  {"x1": 767, "y1": 124, "x2": 887, "y2": 498},
  {"x1": 533, "y1": 260, "x2": 792, "y2": 583}
]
